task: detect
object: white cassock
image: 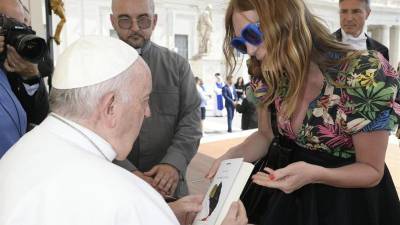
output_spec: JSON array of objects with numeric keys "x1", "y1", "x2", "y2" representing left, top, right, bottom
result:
[
  {"x1": 213, "y1": 82, "x2": 224, "y2": 116},
  {"x1": 0, "y1": 114, "x2": 179, "y2": 225}
]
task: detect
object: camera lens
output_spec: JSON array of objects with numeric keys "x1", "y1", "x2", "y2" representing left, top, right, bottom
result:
[{"x1": 15, "y1": 34, "x2": 46, "y2": 63}]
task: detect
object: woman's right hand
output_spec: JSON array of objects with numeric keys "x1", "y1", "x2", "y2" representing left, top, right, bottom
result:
[
  {"x1": 205, "y1": 156, "x2": 226, "y2": 179},
  {"x1": 206, "y1": 146, "x2": 242, "y2": 179}
]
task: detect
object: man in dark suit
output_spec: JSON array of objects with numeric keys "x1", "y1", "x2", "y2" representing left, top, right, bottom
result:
[
  {"x1": 236, "y1": 83, "x2": 258, "y2": 130},
  {"x1": 222, "y1": 75, "x2": 238, "y2": 133},
  {"x1": 334, "y1": 0, "x2": 389, "y2": 60}
]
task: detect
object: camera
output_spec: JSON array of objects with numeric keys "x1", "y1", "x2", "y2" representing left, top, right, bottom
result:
[{"x1": 0, "y1": 14, "x2": 47, "y2": 63}]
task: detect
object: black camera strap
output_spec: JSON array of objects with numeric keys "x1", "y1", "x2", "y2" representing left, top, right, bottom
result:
[{"x1": 269, "y1": 103, "x2": 280, "y2": 138}]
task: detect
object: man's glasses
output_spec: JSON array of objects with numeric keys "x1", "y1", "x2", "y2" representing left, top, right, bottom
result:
[
  {"x1": 118, "y1": 15, "x2": 152, "y2": 30},
  {"x1": 230, "y1": 22, "x2": 263, "y2": 54}
]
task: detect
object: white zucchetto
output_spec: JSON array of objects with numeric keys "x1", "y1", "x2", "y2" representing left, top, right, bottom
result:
[{"x1": 52, "y1": 36, "x2": 138, "y2": 89}]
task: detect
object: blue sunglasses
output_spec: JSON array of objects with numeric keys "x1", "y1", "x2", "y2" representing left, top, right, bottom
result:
[{"x1": 231, "y1": 22, "x2": 263, "y2": 54}]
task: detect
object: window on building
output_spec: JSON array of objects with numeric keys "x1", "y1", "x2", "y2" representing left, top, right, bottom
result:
[{"x1": 174, "y1": 34, "x2": 188, "y2": 60}]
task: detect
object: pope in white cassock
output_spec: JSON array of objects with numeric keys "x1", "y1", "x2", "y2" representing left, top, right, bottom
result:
[{"x1": 0, "y1": 36, "x2": 247, "y2": 225}]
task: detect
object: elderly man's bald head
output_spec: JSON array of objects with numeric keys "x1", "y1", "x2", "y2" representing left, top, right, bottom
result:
[{"x1": 0, "y1": 0, "x2": 25, "y2": 23}]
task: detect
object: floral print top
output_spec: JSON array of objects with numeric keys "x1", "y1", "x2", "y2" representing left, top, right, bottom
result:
[{"x1": 250, "y1": 50, "x2": 400, "y2": 159}]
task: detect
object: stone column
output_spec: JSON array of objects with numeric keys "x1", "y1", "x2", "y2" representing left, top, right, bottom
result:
[
  {"x1": 390, "y1": 25, "x2": 400, "y2": 67},
  {"x1": 381, "y1": 25, "x2": 391, "y2": 50},
  {"x1": 367, "y1": 25, "x2": 378, "y2": 41},
  {"x1": 368, "y1": 25, "x2": 391, "y2": 50},
  {"x1": 29, "y1": 0, "x2": 46, "y2": 38},
  {"x1": 166, "y1": 9, "x2": 176, "y2": 50}
]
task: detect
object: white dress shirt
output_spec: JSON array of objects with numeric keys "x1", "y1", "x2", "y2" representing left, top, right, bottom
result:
[
  {"x1": 197, "y1": 84, "x2": 209, "y2": 107},
  {"x1": 341, "y1": 29, "x2": 368, "y2": 50},
  {"x1": 0, "y1": 115, "x2": 179, "y2": 225},
  {"x1": 229, "y1": 85, "x2": 235, "y2": 99}
]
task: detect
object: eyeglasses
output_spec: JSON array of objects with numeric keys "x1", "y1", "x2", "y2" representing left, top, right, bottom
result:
[
  {"x1": 117, "y1": 15, "x2": 152, "y2": 30},
  {"x1": 230, "y1": 22, "x2": 263, "y2": 54}
]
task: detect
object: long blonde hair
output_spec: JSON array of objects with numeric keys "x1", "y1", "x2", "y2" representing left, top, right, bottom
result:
[{"x1": 223, "y1": 0, "x2": 352, "y2": 117}]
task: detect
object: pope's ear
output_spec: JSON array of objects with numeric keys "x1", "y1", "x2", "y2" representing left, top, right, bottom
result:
[
  {"x1": 110, "y1": 14, "x2": 118, "y2": 30},
  {"x1": 99, "y1": 92, "x2": 118, "y2": 128}
]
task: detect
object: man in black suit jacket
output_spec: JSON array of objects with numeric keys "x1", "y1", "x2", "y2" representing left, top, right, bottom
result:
[
  {"x1": 222, "y1": 75, "x2": 238, "y2": 133},
  {"x1": 334, "y1": 0, "x2": 389, "y2": 60}
]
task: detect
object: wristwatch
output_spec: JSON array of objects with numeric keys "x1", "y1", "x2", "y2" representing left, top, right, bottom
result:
[{"x1": 21, "y1": 75, "x2": 40, "y2": 85}]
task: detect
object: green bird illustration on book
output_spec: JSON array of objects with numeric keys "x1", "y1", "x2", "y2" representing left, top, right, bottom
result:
[{"x1": 201, "y1": 182, "x2": 222, "y2": 221}]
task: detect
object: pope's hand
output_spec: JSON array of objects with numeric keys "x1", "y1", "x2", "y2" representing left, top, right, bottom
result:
[{"x1": 168, "y1": 195, "x2": 203, "y2": 225}]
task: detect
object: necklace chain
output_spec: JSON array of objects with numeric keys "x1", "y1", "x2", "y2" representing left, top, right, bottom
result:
[{"x1": 50, "y1": 113, "x2": 110, "y2": 161}]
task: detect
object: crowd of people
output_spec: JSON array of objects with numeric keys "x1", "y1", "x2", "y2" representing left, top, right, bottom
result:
[
  {"x1": 0, "y1": 0, "x2": 399, "y2": 224},
  {"x1": 195, "y1": 73, "x2": 258, "y2": 133}
]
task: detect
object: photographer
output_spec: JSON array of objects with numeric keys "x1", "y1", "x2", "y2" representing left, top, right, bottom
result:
[
  {"x1": 20, "y1": 1, "x2": 54, "y2": 88},
  {"x1": 0, "y1": 0, "x2": 49, "y2": 129}
]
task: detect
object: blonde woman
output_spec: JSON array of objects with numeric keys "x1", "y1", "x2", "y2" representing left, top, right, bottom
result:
[{"x1": 206, "y1": 0, "x2": 400, "y2": 224}]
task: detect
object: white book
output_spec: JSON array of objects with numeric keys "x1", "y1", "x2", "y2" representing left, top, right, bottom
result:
[{"x1": 193, "y1": 158, "x2": 254, "y2": 225}]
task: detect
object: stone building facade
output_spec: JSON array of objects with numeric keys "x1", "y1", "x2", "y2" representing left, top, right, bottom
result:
[{"x1": 23, "y1": 0, "x2": 400, "y2": 84}]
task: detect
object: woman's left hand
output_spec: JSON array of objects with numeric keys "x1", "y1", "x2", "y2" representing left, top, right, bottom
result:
[{"x1": 251, "y1": 161, "x2": 320, "y2": 194}]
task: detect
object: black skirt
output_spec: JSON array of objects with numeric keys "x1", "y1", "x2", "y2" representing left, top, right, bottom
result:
[{"x1": 258, "y1": 139, "x2": 400, "y2": 225}]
